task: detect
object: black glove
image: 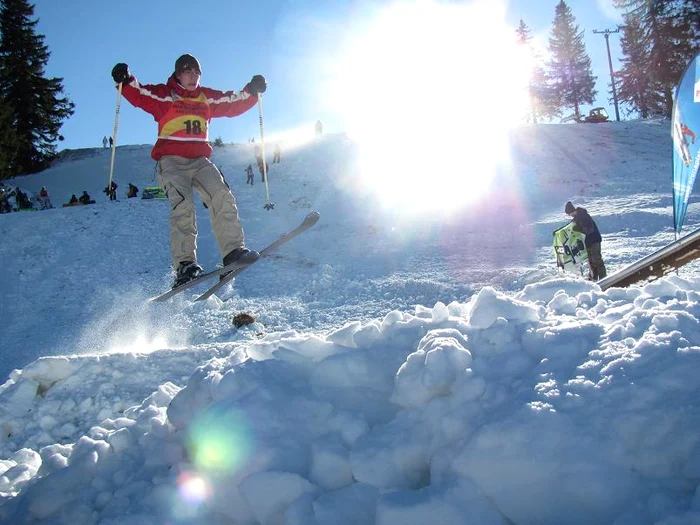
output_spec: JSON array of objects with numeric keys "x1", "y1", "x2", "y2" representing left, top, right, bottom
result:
[
  {"x1": 246, "y1": 74, "x2": 267, "y2": 95},
  {"x1": 111, "y1": 63, "x2": 131, "y2": 84}
]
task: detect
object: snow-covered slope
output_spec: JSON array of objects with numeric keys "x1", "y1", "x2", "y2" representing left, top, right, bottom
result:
[
  {"x1": 0, "y1": 120, "x2": 692, "y2": 390},
  {"x1": 2, "y1": 121, "x2": 700, "y2": 524}
]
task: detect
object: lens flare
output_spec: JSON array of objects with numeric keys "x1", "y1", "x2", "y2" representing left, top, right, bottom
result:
[
  {"x1": 169, "y1": 471, "x2": 214, "y2": 521},
  {"x1": 176, "y1": 471, "x2": 212, "y2": 506},
  {"x1": 187, "y1": 407, "x2": 253, "y2": 473},
  {"x1": 264, "y1": 124, "x2": 317, "y2": 150}
]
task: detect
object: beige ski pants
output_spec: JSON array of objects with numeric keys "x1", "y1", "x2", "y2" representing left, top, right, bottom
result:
[{"x1": 157, "y1": 156, "x2": 244, "y2": 268}]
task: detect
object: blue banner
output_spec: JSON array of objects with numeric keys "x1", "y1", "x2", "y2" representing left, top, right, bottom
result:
[{"x1": 672, "y1": 52, "x2": 700, "y2": 235}]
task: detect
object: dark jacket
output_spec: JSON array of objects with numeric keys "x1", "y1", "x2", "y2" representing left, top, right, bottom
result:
[{"x1": 571, "y1": 207, "x2": 602, "y2": 247}]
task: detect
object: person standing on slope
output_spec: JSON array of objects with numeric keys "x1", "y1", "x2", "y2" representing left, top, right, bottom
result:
[
  {"x1": 38, "y1": 186, "x2": 53, "y2": 210},
  {"x1": 565, "y1": 201, "x2": 607, "y2": 281},
  {"x1": 110, "y1": 54, "x2": 267, "y2": 288}
]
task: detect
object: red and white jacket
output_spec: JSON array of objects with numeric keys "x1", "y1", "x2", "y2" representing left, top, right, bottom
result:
[{"x1": 121, "y1": 75, "x2": 257, "y2": 160}]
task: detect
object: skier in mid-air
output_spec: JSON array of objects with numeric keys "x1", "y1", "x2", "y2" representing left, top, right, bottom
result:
[{"x1": 111, "y1": 54, "x2": 267, "y2": 288}]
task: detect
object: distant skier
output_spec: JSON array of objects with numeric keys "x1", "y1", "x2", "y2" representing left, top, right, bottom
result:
[
  {"x1": 127, "y1": 183, "x2": 139, "y2": 198},
  {"x1": 565, "y1": 201, "x2": 606, "y2": 281},
  {"x1": 111, "y1": 54, "x2": 267, "y2": 288},
  {"x1": 272, "y1": 143, "x2": 281, "y2": 164},
  {"x1": 102, "y1": 136, "x2": 108, "y2": 149},
  {"x1": 254, "y1": 144, "x2": 266, "y2": 182},
  {"x1": 104, "y1": 180, "x2": 118, "y2": 201},
  {"x1": 245, "y1": 164, "x2": 254, "y2": 185},
  {"x1": 109, "y1": 136, "x2": 113, "y2": 148},
  {"x1": 38, "y1": 186, "x2": 53, "y2": 210},
  {"x1": 315, "y1": 120, "x2": 323, "y2": 136}
]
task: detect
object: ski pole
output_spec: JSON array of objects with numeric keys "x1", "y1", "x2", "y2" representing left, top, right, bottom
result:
[
  {"x1": 258, "y1": 94, "x2": 274, "y2": 210},
  {"x1": 108, "y1": 82, "x2": 123, "y2": 192}
]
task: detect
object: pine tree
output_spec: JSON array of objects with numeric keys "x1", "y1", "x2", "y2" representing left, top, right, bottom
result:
[
  {"x1": 616, "y1": 13, "x2": 665, "y2": 118},
  {"x1": 679, "y1": 0, "x2": 700, "y2": 47},
  {"x1": 0, "y1": 96, "x2": 18, "y2": 178},
  {"x1": 515, "y1": 20, "x2": 558, "y2": 123},
  {"x1": 613, "y1": 0, "x2": 694, "y2": 118},
  {"x1": 0, "y1": 0, "x2": 74, "y2": 175},
  {"x1": 546, "y1": 0, "x2": 597, "y2": 121}
]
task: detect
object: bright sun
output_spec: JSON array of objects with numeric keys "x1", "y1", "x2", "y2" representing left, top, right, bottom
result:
[{"x1": 327, "y1": 0, "x2": 533, "y2": 214}]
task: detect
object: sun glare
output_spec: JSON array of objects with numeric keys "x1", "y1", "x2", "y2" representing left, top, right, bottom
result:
[
  {"x1": 328, "y1": 0, "x2": 531, "y2": 214},
  {"x1": 263, "y1": 124, "x2": 317, "y2": 151}
]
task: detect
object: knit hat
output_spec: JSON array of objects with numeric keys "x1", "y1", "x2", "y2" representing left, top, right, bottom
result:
[
  {"x1": 174, "y1": 54, "x2": 201, "y2": 76},
  {"x1": 564, "y1": 201, "x2": 575, "y2": 214}
]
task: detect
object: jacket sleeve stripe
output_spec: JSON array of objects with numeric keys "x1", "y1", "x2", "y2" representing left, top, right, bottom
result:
[
  {"x1": 121, "y1": 79, "x2": 172, "y2": 119},
  {"x1": 135, "y1": 84, "x2": 173, "y2": 103},
  {"x1": 207, "y1": 90, "x2": 252, "y2": 105}
]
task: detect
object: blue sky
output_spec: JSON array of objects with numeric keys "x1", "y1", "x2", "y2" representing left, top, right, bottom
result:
[{"x1": 32, "y1": 0, "x2": 622, "y2": 151}]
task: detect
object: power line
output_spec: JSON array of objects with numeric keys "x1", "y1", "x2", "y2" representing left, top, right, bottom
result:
[{"x1": 593, "y1": 28, "x2": 621, "y2": 122}]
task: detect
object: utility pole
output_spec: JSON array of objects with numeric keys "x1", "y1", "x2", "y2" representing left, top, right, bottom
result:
[{"x1": 593, "y1": 28, "x2": 621, "y2": 122}]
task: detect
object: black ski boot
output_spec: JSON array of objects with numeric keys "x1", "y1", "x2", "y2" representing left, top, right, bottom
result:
[
  {"x1": 221, "y1": 247, "x2": 260, "y2": 281},
  {"x1": 173, "y1": 261, "x2": 204, "y2": 288}
]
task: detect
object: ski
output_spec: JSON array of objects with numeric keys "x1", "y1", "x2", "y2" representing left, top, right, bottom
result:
[
  {"x1": 150, "y1": 211, "x2": 320, "y2": 302},
  {"x1": 150, "y1": 257, "x2": 256, "y2": 303},
  {"x1": 195, "y1": 211, "x2": 320, "y2": 301}
]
